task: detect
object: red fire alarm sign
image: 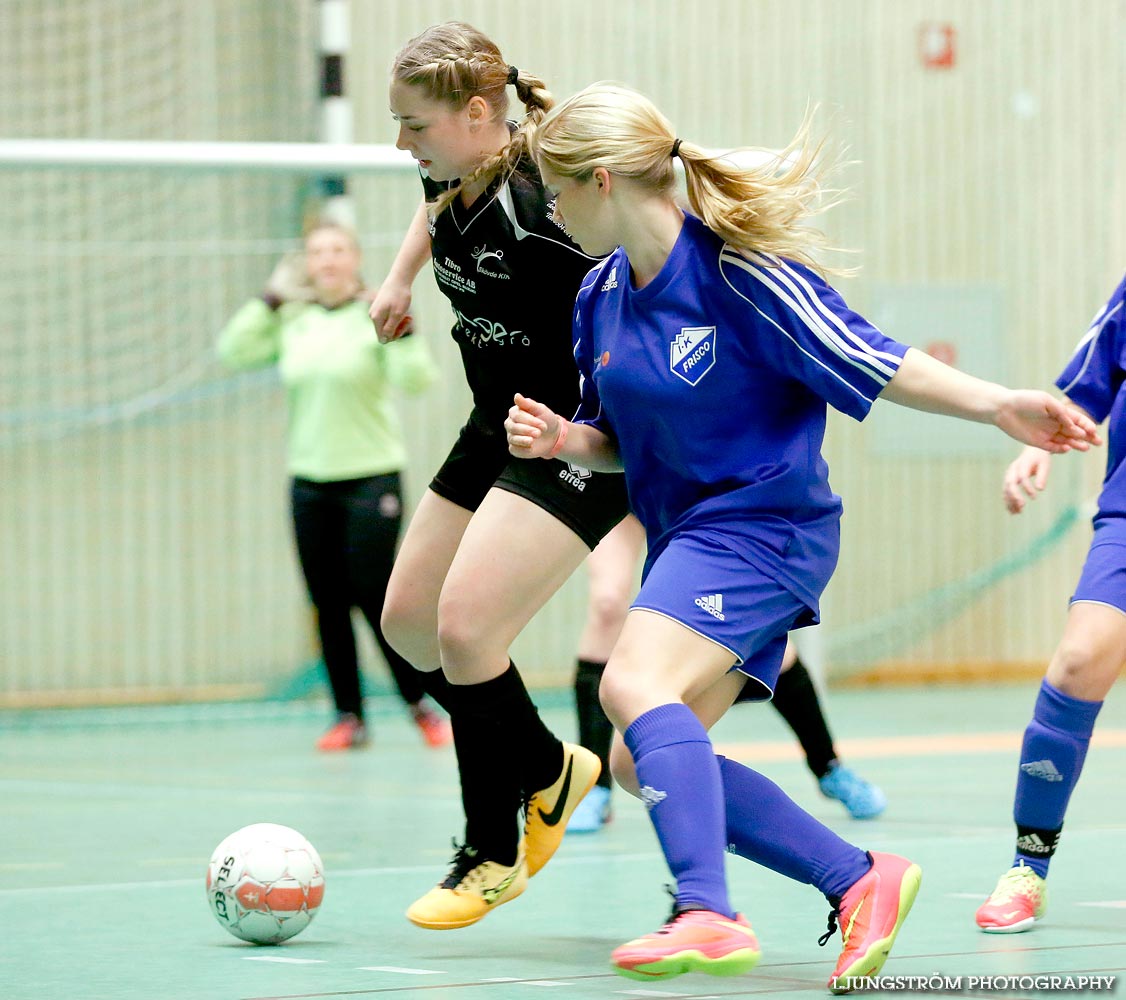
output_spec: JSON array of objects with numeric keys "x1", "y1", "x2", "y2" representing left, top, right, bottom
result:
[{"x1": 918, "y1": 22, "x2": 956, "y2": 69}]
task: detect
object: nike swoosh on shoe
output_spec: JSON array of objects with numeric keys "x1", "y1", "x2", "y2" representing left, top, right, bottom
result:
[{"x1": 537, "y1": 757, "x2": 574, "y2": 826}]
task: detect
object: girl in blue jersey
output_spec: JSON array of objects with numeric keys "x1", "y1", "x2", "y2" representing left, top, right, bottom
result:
[
  {"x1": 506, "y1": 82, "x2": 1100, "y2": 990},
  {"x1": 367, "y1": 24, "x2": 629, "y2": 930},
  {"x1": 975, "y1": 273, "x2": 1126, "y2": 934}
]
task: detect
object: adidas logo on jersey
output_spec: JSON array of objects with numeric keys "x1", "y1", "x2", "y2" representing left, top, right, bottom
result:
[
  {"x1": 601, "y1": 266, "x2": 619, "y2": 291},
  {"x1": 694, "y1": 593, "x2": 726, "y2": 621},
  {"x1": 1020, "y1": 759, "x2": 1063, "y2": 782}
]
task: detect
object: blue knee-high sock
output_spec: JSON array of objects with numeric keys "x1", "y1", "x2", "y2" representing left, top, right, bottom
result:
[
  {"x1": 718, "y1": 755, "x2": 870, "y2": 901},
  {"x1": 624, "y1": 704, "x2": 733, "y2": 918},
  {"x1": 1012, "y1": 679, "x2": 1102, "y2": 877}
]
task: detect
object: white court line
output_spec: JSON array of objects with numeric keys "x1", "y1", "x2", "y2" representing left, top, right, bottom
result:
[
  {"x1": 358, "y1": 967, "x2": 444, "y2": 975},
  {"x1": 617, "y1": 990, "x2": 699, "y2": 998},
  {"x1": 0, "y1": 862, "x2": 64, "y2": 871},
  {"x1": 0, "y1": 851, "x2": 661, "y2": 897},
  {"x1": 953, "y1": 892, "x2": 1126, "y2": 910},
  {"x1": 242, "y1": 956, "x2": 325, "y2": 964}
]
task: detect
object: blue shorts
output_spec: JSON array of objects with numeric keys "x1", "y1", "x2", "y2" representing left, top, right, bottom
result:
[
  {"x1": 1071, "y1": 518, "x2": 1126, "y2": 615},
  {"x1": 632, "y1": 530, "x2": 813, "y2": 700}
]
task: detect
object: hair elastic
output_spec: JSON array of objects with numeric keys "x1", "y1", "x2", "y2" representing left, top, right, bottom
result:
[
  {"x1": 670, "y1": 138, "x2": 682, "y2": 159},
  {"x1": 506, "y1": 65, "x2": 519, "y2": 86},
  {"x1": 547, "y1": 417, "x2": 570, "y2": 459}
]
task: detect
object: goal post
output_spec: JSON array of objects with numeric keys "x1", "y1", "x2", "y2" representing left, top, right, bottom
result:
[{"x1": 0, "y1": 139, "x2": 415, "y2": 173}]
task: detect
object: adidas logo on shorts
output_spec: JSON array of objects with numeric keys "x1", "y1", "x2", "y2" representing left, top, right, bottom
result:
[{"x1": 694, "y1": 593, "x2": 726, "y2": 621}]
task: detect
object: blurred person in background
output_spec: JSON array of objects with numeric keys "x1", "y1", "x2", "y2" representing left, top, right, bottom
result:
[
  {"x1": 976, "y1": 272, "x2": 1126, "y2": 934},
  {"x1": 217, "y1": 220, "x2": 450, "y2": 752}
]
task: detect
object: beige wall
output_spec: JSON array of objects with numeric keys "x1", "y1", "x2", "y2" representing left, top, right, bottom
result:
[{"x1": 1, "y1": 1, "x2": 1123, "y2": 702}]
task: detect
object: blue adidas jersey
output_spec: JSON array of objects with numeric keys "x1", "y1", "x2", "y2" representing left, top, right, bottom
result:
[
  {"x1": 572, "y1": 213, "x2": 908, "y2": 611},
  {"x1": 1055, "y1": 273, "x2": 1126, "y2": 520}
]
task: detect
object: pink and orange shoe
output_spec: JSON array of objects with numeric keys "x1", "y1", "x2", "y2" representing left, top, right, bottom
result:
[
  {"x1": 411, "y1": 703, "x2": 452, "y2": 748},
  {"x1": 827, "y1": 851, "x2": 922, "y2": 994},
  {"x1": 611, "y1": 909, "x2": 762, "y2": 981},
  {"x1": 975, "y1": 862, "x2": 1046, "y2": 933},
  {"x1": 315, "y1": 713, "x2": 369, "y2": 751}
]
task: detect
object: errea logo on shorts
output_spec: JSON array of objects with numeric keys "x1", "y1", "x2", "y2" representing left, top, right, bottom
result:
[
  {"x1": 695, "y1": 594, "x2": 726, "y2": 621},
  {"x1": 559, "y1": 463, "x2": 591, "y2": 491}
]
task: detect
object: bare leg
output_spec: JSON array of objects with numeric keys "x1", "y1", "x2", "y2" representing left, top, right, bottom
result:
[
  {"x1": 437, "y1": 487, "x2": 593, "y2": 683},
  {"x1": 570, "y1": 515, "x2": 645, "y2": 826},
  {"x1": 380, "y1": 488, "x2": 472, "y2": 672}
]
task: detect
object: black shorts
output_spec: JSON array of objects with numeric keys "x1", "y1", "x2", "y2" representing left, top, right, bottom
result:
[{"x1": 430, "y1": 413, "x2": 630, "y2": 551}]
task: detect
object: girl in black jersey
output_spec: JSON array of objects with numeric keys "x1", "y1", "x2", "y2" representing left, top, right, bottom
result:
[{"x1": 368, "y1": 22, "x2": 629, "y2": 930}]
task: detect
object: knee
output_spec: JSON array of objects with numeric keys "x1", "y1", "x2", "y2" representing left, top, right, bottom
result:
[
  {"x1": 435, "y1": 590, "x2": 501, "y2": 672},
  {"x1": 597, "y1": 666, "x2": 642, "y2": 731},
  {"x1": 585, "y1": 585, "x2": 630, "y2": 642},
  {"x1": 1047, "y1": 639, "x2": 1099, "y2": 699},
  {"x1": 380, "y1": 587, "x2": 432, "y2": 665}
]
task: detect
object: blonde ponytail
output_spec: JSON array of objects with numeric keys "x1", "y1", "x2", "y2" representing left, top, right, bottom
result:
[{"x1": 531, "y1": 83, "x2": 849, "y2": 274}]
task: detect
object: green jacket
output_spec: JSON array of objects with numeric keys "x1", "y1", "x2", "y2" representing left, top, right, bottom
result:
[{"x1": 217, "y1": 297, "x2": 438, "y2": 481}]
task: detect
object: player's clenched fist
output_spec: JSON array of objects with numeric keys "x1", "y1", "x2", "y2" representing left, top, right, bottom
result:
[{"x1": 506, "y1": 393, "x2": 566, "y2": 459}]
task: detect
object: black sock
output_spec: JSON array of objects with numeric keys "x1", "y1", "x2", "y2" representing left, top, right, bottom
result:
[
  {"x1": 770, "y1": 658, "x2": 838, "y2": 779},
  {"x1": 575, "y1": 659, "x2": 613, "y2": 790},
  {"x1": 451, "y1": 662, "x2": 562, "y2": 864},
  {"x1": 1016, "y1": 823, "x2": 1062, "y2": 870},
  {"x1": 419, "y1": 668, "x2": 457, "y2": 714},
  {"x1": 491, "y1": 661, "x2": 564, "y2": 794}
]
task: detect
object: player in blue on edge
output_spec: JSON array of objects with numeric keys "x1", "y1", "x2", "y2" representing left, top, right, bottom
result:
[
  {"x1": 976, "y1": 273, "x2": 1126, "y2": 934},
  {"x1": 506, "y1": 82, "x2": 1101, "y2": 990}
]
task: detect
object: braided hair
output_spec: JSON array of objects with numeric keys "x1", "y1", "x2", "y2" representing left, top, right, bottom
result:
[{"x1": 391, "y1": 22, "x2": 553, "y2": 216}]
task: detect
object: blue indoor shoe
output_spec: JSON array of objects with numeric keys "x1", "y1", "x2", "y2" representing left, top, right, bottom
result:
[
  {"x1": 819, "y1": 762, "x2": 887, "y2": 820},
  {"x1": 565, "y1": 784, "x2": 612, "y2": 834}
]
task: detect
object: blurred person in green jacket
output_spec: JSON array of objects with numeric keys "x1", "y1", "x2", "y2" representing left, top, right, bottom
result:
[{"x1": 218, "y1": 220, "x2": 451, "y2": 752}]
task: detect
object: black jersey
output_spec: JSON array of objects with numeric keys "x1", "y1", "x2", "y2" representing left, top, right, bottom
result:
[{"x1": 422, "y1": 157, "x2": 601, "y2": 435}]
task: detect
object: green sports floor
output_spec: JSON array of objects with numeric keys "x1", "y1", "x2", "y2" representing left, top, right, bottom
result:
[{"x1": 2, "y1": 683, "x2": 1124, "y2": 1000}]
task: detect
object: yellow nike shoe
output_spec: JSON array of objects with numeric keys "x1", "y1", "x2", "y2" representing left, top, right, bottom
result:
[
  {"x1": 406, "y1": 841, "x2": 527, "y2": 930},
  {"x1": 523, "y1": 742, "x2": 601, "y2": 876}
]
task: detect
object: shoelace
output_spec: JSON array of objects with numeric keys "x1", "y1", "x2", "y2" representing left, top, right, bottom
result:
[
  {"x1": 651, "y1": 883, "x2": 713, "y2": 935},
  {"x1": 439, "y1": 840, "x2": 481, "y2": 889},
  {"x1": 818, "y1": 899, "x2": 842, "y2": 947},
  {"x1": 988, "y1": 865, "x2": 1038, "y2": 904}
]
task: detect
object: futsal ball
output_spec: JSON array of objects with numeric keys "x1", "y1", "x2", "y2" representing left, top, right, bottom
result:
[{"x1": 206, "y1": 823, "x2": 325, "y2": 944}]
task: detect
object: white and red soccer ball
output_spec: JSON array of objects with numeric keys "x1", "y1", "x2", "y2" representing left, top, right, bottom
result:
[{"x1": 206, "y1": 823, "x2": 325, "y2": 944}]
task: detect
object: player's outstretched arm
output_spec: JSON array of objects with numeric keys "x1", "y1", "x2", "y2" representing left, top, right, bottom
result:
[
  {"x1": 880, "y1": 348, "x2": 1102, "y2": 454},
  {"x1": 370, "y1": 198, "x2": 431, "y2": 342},
  {"x1": 506, "y1": 393, "x2": 623, "y2": 472}
]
